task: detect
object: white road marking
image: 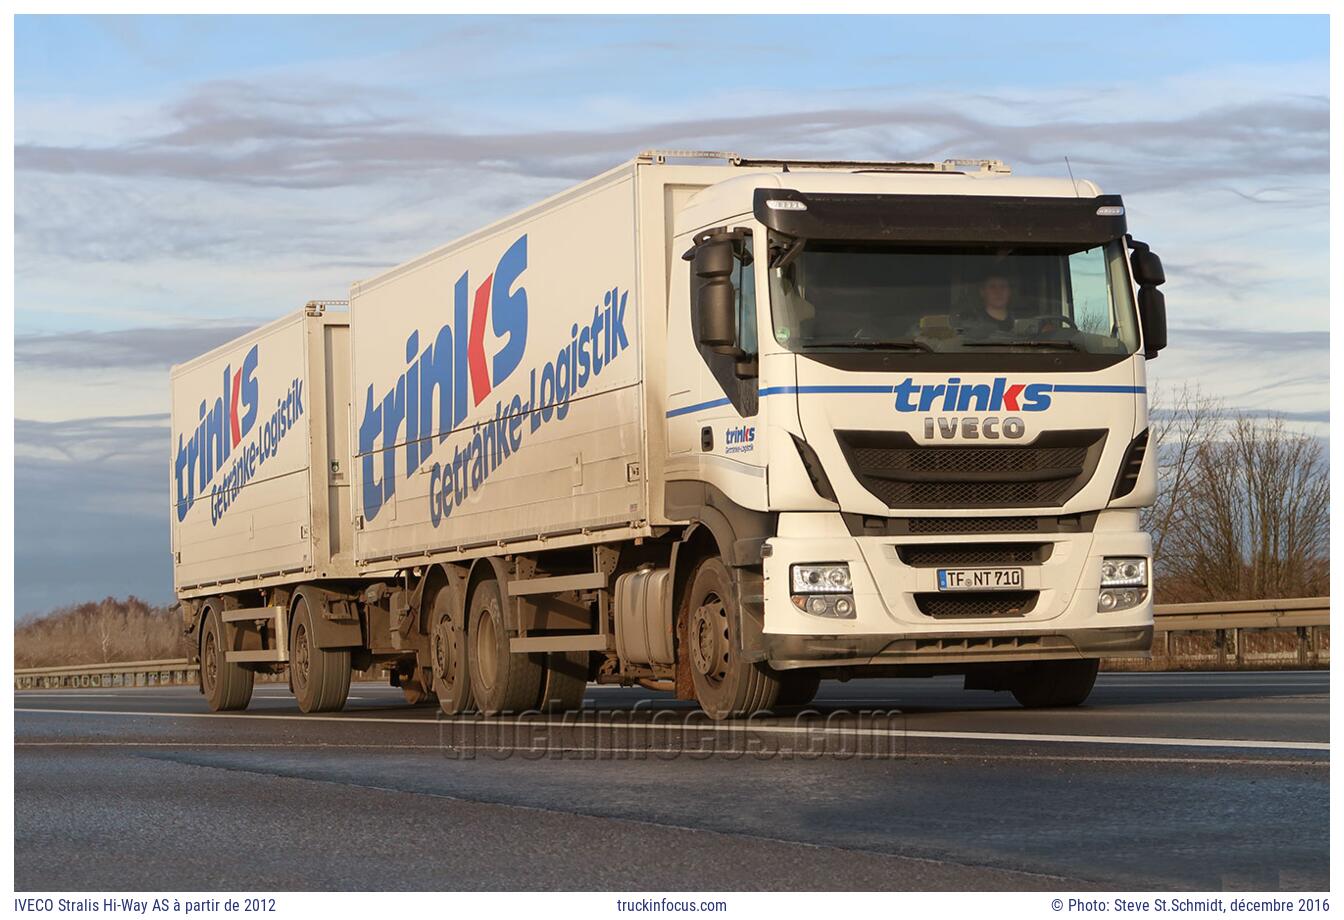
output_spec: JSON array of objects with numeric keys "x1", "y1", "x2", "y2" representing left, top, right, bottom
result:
[
  {"x1": 14, "y1": 707, "x2": 1328, "y2": 753},
  {"x1": 11, "y1": 740, "x2": 1328, "y2": 767}
]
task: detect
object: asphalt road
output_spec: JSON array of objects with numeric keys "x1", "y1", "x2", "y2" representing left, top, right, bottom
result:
[{"x1": 14, "y1": 671, "x2": 1328, "y2": 891}]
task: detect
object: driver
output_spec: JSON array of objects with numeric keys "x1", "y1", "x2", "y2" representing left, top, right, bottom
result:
[{"x1": 955, "y1": 271, "x2": 1016, "y2": 334}]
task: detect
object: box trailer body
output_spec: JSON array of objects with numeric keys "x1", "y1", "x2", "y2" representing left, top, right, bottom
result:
[
  {"x1": 173, "y1": 151, "x2": 1166, "y2": 718},
  {"x1": 170, "y1": 310, "x2": 354, "y2": 596}
]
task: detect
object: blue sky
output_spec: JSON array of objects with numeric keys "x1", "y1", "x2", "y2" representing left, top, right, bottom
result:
[{"x1": 13, "y1": 14, "x2": 1329, "y2": 616}]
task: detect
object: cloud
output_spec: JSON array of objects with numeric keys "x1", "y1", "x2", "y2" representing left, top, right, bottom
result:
[
  {"x1": 1166, "y1": 326, "x2": 1327, "y2": 355},
  {"x1": 16, "y1": 413, "x2": 168, "y2": 465},
  {"x1": 15, "y1": 413, "x2": 173, "y2": 615},
  {"x1": 15, "y1": 326, "x2": 259, "y2": 372},
  {"x1": 15, "y1": 74, "x2": 1328, "y2": 194}
]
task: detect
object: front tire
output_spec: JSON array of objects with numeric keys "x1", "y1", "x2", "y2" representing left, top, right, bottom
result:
[
  {"x1": 775, "y1": 670, "x2": 821, "y2": 708},
  {"x1": 200, "y1": 607, "x2": 253, "y2": 712},
  {"x1": 467, "y1": 578, "x2": 543, "y2": 716},
  {"x1": 683, "y1": 557, "x2": 780, "y2": 720},
  {"x1": 290, "y1": 596, "x2": 352, "y2": 713},
  {"x1": 1011, "y1": 659, "x2": 1099, "y2": 708}
]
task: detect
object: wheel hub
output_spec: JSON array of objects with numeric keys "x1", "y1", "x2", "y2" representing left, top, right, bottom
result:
[
  {"x1": 433, "y1": 619, "x2": 459, "y2": 690},
  {"x1": 689, "y1": 595, "x2": 729, "y2": 684},
  {"x1": 293, "y1": 624, "x2": 310, "y2": 692},
  {"x1": 203, "y1": 630, "x2": 217, "y2": 690}
]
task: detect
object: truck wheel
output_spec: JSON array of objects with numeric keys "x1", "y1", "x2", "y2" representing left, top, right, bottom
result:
[
  {"x1": 200, "y1": 607, "x2": 253, "y2": 712},
  {"x1": 536, "y1": 650, "x2": 588, "y2": 713},
  {"x1": 684, "y1": 557, "x2": 781, "y2": 720},
  {"x1": 290, "y1": 596, "x2": 352, "y2": 713},
  {"x1": 1011, "y1": 659, "x2": 1099, "y2": 708},
  {"x1": 775, "y1": 670, "x2": 821, "y2": 708},
  {"x1": 467, "y1": 578, "x2": 543, "y2": 716},
  {"x1": 431, "y1": 584, "x2": 474, "y2": 715}
]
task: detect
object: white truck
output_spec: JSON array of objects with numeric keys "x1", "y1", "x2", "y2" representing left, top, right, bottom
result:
[{"x1": 172, "y1": 150, "x2": 1166, "y2": 719}]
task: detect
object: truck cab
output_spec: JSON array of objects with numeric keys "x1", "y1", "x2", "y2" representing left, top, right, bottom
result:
[{"x1": 663, "y1": 156, "x2": 1166, "y2": 714}]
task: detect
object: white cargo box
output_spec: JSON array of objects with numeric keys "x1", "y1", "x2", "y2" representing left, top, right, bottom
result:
[
  {"x1": 170, "y1": 309, "x2": 353, "y2": 596},
  {"x1": 348, "y1": 159, "x2": 723, "y2": 566}
]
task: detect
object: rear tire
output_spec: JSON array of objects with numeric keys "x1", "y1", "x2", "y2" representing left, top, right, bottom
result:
[
  {"x1": 683, "y1": 557, "x2": 781, "y2": 720},
  {"x1": 431, "y1": 582, "x2": 475, "y2": 715},
  {"x1": 290, "y1": 596, "x2": 352, "y2": 713},
  {"x1": 1011, "y1": 659, "x2": 1099, "y2": 708},
  {"x1": 467, "y1": 578, "x2": 543, "y2": 716},
  {"x1": 536, "y1": 650, "x2": 589, "y2": 713},
  {"x1": 200, "y1": 607, "x2": 253, "y2": 712}
]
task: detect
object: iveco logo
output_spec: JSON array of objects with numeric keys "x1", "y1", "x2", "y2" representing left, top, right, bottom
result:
[{"x1": 923, "y1": 416, "x2": 1026, "y2": 440}]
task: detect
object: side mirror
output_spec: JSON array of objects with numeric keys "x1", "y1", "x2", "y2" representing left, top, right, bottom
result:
[
  {"x1": 697, "y1": 281, "x2": 737, "y2": 350},
  {"x1": 1138, "y1": 286, "x2": 1167, "y2": 359},
  {"x1": 692, "y1": 239, "x2": 738, "y2": 351},
  {"x1": 1131, "y1": 249, "x2": 1165, "y2": 287}
]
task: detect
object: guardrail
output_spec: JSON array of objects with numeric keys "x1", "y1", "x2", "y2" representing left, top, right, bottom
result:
[
  {"x1": 1115, "y1": 596, "x2": 1330, "y2": 672},
  {"x1": 13, "y1": 597, "x2": 1329, "y2": 689}
]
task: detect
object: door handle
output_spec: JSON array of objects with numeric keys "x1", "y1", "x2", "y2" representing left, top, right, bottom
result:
[{"x1": 701, "y1": 426, "x2": 713, "y2": 451}]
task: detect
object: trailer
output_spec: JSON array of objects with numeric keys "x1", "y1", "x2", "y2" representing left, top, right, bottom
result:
[{"x1": 173, "y1": 150, "x2": 1167, "y2": 718}]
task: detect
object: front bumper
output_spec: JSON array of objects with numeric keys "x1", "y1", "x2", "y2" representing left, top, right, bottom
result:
[
  {"x1": 764, "y1": 625, "x2": 1153, "y2": 669},
  {"x1": 761, "y1": 510, "x2": 1154, "y2": 670}
]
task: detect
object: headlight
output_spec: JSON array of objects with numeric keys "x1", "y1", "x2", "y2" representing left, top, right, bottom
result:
[
  {"x1": 791, "y1": 563, "x2": 852, "y2": 594},
  {"x1": 1098, "y1": 556, "x2": 1150, "y2": 613},
  {"x1": 789, "y1": 563, "x2": 855, "y2": 618},
  {"x1": 1100, "y1": 557, "x2": 1148, "y2": 587}
]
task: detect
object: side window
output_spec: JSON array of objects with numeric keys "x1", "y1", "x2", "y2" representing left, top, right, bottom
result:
[
  {"x1": 735, "y1": 237, "x2": 758, "y2": 356},
  {"x1": 1068, "y1": 248, "x2": 1114, "y2": 336},
  {"x1": 688, "y1": 229, "x2": 759, "y2": 418}
]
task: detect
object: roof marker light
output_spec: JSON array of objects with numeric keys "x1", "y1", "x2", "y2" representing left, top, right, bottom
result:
[
  {"x1": 1096, "y1": 205, "x2": 1125, "y2": 217},
  {"x1": 766, "y1": 199, "x2": 808, "y2": 211}
]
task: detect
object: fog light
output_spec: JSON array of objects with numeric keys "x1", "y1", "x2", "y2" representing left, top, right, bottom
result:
[
  {"x1": 791, "y1": 593, "x2": 857, "y2": 619},
  {"x1": 1098, "y1": 587, "x2": 1148, "y2": 613}
]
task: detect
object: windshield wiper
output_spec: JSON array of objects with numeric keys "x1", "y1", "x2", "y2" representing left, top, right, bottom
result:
[
  {"x1": 962, "y1": 339, "x2": 1085, "y2": 351},
  {"x1": 806, "y1": 338, "x2": 934, "y2": 352}
]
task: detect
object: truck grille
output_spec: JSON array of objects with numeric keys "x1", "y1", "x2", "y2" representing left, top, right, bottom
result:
[
  {"x1": 835, "y1": 430, "x2": 1106, "y2": 509},
  {"x1": 908, "y1": 516, "x2": 1039, "y2": 534},
  {"x1": 915, "y1": 591, "x2": 1039, "y2": 619},
  {"x1": 897, "y1": 543, "x2": 1052, "y2": 567}
]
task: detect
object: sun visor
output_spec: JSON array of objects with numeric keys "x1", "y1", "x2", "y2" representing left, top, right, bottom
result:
[{"x1": 754, "y1": 189, "x2": 1128, "y2": 248}]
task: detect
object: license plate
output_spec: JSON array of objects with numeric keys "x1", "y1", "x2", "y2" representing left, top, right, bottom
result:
[{"x1": 936, "y1": 567, "x2": 1024, "y2": 591}]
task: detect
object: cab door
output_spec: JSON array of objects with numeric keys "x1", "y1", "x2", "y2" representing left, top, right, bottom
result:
[{"x1": 665, "y1": 226, "x2": 770, "y2": 512}]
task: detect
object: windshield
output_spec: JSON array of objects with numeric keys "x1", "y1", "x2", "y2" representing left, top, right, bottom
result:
[{"x1": 767, "y1": 240, "x2": 1139, "y2": 356}]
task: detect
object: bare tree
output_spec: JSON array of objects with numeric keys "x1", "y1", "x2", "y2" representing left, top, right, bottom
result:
[
  {"x1": 1142, "y1": 384, "x2": 1224, "y2": 567},
  {"x1": 1158, "y1": 412, "x2": 1329, "y2": 601}
]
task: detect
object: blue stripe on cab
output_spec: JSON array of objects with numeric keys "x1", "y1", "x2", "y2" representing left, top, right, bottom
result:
[{"x1": 663, "y1": 383, "x2": 1145, "y2": 417}]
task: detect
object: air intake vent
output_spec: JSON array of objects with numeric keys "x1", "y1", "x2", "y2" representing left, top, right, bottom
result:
[
  {"x1": 897, "y1": 543, "x2": 1052, "y2": 568},
  {"x1": 1111, "y1": 429, "x2": 1149, "y2": 499},
  {"x1": 908, "y1": 516, "x2": 1040, "y2": 535},
  {"x1": 836, "y1": 430, "x2": 1107, "y2": 509},
  {"x1": 915, "y1": 591, "x2": 1039, "y2": 619}
]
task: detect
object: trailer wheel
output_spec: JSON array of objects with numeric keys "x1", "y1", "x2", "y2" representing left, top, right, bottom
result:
[
  {"x1": 467, "y1": 578, "x2": 543, "y2": 716},
  {"x1": 684, "y1": 557, "x2": 781, "y2": 720},
  {"x1": 200, "y1": 607, "x2": 253, "y2": 712},
  {"x1": 536, "y1": 650, "x2": 589, "y2": 713},
  {"x1": 774, "y1": 670, "x2": 822, "y2": 708},
  {"x1": 290, "y1": 596, "x2": 352, "y2": 713},
  {"x1": 431, "y1": 584, "x2": 474, "y2": 715},
  {"x1": 1010, "y1": 659, "x2": 1099, "y2": 708}
]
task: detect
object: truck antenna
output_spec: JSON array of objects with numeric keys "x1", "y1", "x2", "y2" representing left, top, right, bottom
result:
[{"x1": 1064, "y1": 156, "x2": 1079, "y2": 197}]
